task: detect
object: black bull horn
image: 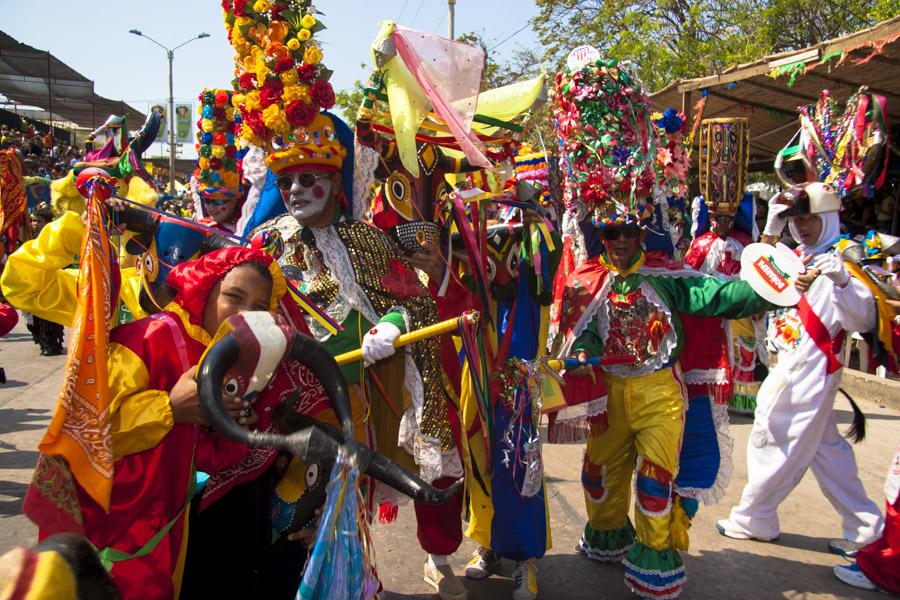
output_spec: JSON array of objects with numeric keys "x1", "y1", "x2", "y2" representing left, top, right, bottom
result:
[{"x1": 197, "y1": 332, "x2": 461, "y2": 505}]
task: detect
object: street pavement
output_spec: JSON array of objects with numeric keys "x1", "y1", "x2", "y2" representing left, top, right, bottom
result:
[{"x1": 0, "y1": 316, "x2": 896, "y2": 599}]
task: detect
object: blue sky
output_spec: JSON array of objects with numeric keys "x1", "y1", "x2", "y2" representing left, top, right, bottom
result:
[{"x1": 0, "y1": 1, "x2": 542, "y2": 112}]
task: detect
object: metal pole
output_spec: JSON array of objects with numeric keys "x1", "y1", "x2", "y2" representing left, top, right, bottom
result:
[
  {"x1": 448, "y1": 0, "x2": 456, "y2": 40},
  {"x1": 46, "y1": 51, "x2": 53, "y2": 136},
  {"x1": 168, "y1": 49, "x2": 175, "y2": 195}
]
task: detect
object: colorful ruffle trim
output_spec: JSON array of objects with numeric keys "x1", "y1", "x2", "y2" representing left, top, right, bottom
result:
[
  {"x1": 578, "y1": 519, "x2": 635, "y2": 562},
  {"x1": 623, "y1": 543, "x2": 685, "y2": 599}
]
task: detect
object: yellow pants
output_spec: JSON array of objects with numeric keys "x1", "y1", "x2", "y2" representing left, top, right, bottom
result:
[{"x1": 583, "y1": 367, "x2": 685, "y2": 551}]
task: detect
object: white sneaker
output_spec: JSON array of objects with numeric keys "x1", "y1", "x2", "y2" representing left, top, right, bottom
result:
[
  {"x1": 424, "y1": 559, "x2": 469, "y2": 600},
  {"x1": 833, "y1": 563, "x2": 876, "y2": 591},
  {"x1": 512, "y1": 559, "x2": 538, "y2": 600},
  {"x1": 465, "y1": 546, "x2": 499, "y2": 580},
  {"x1": 715, "y1": 519, "x2": 778, "y2": 542}
]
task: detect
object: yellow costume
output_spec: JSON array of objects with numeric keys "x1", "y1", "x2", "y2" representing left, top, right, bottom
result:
[{"x1": 1, "y1": 211, "x2": 145, "y2": 327}]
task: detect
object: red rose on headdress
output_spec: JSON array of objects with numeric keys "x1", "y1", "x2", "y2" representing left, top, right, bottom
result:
[
  {"x1": 270, "y1": 3, "x2": 287, "y2": 19},
  {"x1": 238, "y1": 72, "x2": 256, "y2": 91},
  {"x1": 213, "y1": 132, "x2": 227, "y2": 145},
  {"x1": 259, "y1": 78, "x2": 284, "y2": 109},
  {"x1": 225, "y1": 145, "x2": 237, "y2": 158},
  {"x1": 226, "y1": 121, "x2": 237, "y2": 134},
  {"x1": 215, "y1": 90, "x2": 229, "y2": 106},
  {"x1": 285, "y1": 99, "x2": 317, "y2": 127},
  {"x1": 310, "y1": 80, "x2": 335, "y2": 110},
  {"x1": 233, "y1": 0, "x2": 247, "y2": 16},
  {"x1": 274, "y1": 57, "x2": 294, "y2": 73},
  {"x1": 244, "y1": 110, "x2": 268, "y2": 138},
  {"x1": 213, "y1": 107, "x2": 226, "y2": 119},
  {"x1": 210, "y1": 158, "x2": 224, "y2": 170},
  {"x1": 297, "y1": 64, "x2": 318, "y2": 83}
]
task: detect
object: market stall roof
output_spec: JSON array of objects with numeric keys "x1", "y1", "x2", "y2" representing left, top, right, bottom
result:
[
  {"x1": 0, "y1": 31, "x2": 146, "y2": 130},
  {"x1": 650, "y1": 17, "x2": 900, "y2": 171}
]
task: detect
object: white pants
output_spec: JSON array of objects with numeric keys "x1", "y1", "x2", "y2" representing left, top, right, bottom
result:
[{"x1": 728, "y1": 369, "x2": 883, "y2": 543}]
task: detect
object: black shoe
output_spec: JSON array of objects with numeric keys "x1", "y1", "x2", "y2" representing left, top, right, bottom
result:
[
  {"x1": 0, "y1": 368, "x2": 6, "y2": 384},
  {"x1": 829, "y1": 539, "x2": 866, "y2": 559}
]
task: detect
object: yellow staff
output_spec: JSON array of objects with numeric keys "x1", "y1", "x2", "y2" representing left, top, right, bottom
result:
[{"x1": 335, "y1": 311, "x2": 480, "y2": 366}]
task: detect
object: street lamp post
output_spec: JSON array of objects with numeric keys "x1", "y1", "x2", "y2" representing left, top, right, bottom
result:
[{"x1": 129, "y1": 29, "x2": 210, "y2": 195}]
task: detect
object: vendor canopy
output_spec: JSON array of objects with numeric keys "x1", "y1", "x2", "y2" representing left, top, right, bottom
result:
[
  {"x1": 650, "y1": 17, "x2": 900, "y2": 171},
  {"x1": 0, "y1": 31, "x2": 146, "y2": 129}
]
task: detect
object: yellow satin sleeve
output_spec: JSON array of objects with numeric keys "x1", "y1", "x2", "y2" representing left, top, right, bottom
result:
[
  {"x1": 0, "y1": 211, "x2": 148, "y2": 327},
  {"x1": 1, "y1": 211, "x2": 83, "y2": 326},
  {"x1": 108, "y1": 342, "x2": 174, "y2": 459}
]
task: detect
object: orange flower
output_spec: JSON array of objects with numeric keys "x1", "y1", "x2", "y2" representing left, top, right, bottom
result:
[
  {"x1": 267, "y1": 21, "x2": 288, "y2": 44},
  {"x1": 266, "y1": 42, "x2": 290, "y2": 60}
]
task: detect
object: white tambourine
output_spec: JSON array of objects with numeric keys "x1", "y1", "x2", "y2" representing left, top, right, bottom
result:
[{"x1": 740, "y1": 242, "x2": 805, "y2": 306}]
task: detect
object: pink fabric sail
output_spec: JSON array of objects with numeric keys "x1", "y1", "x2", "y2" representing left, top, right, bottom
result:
[{"x1": 391, "y1": 26, "x2": 491, "y2": 170}]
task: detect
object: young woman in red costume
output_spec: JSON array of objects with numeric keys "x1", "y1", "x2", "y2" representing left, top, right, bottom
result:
[{"x1": 26, "y1": 246, "x2": 286, "y2": 600}]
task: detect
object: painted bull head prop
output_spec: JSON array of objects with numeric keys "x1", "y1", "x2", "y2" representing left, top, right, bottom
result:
[{"x1": 197, "y1": 316, "x2": 461, "y2": 529}]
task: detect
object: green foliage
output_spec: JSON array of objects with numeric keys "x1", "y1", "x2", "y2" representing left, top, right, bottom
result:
[{"x1": 531, "y1": 0, "x2": 898, "y2": 92}]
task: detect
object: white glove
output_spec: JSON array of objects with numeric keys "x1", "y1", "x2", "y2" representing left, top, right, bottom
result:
[
  {"x1": 812, "y1": 253, "x2": 850, "y2": 287},
  {"x1": 361, "y1": 322, "x2": 402, "y2": 366},
  {"x1": 763, "y1": 198, "x2": 791, "y2": 237}
]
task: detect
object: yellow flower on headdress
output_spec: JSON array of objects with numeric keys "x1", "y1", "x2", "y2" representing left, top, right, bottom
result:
[
  {"x1": 304, "y1": 45, "x2": 323, "y2": 65},
  {"x1": 211, "y1": 145, "x2": 226, "y2": 159},
  {"x1": 282, "y1": 84, "x2": 310, "y2": 104},
  {"x1": 300, "y1": 14, "x2": 317, "y2": 29},
  {"x1": 199, "y1": 157, "x2": 211, "y2": 170},
  {"x1": 223, "y1": 171, "x2": 240, "y2": 189},
  {"x1": 225, "y1": 107, "x2": 235, "y2": 120},
  {"x1": 255, "y1": 65, "x2": 271, "y2": 87},
  {"x1": 235, "y1": 16, "x2": 251, "y2": 27},
  {"x1": 252, "y1": 0, "x2": 271, "y2": 13},
  {"x1": 287, "y1": 38, "x2": 301, "y2": 51},
  {"x1": 280, "y1": 69, "x2": 299, "y2": 85},
  {"x1": 197, "y1": 104, "x2": 204, "y2": 115},
  {"x1": 262, "y1": 104, "x2": 290, "y2": 135},
  {"x1": 297, "y1": 29, "x2": 311, "y2": 42},
  {"x1": 232, "y1": 93, "x2": 245, "y2": 108},
  {"x1": 231, "y1": 27, "x2": 251, "y2": 57},
  {"x1": 201, "y1": 118, "x2": 214, "y2": 133},
  {"x1": 244, "y1": 91, "x2": 261, "y2": 111}
]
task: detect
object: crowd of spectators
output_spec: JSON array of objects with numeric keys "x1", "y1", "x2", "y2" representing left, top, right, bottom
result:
[{"x1": 0, "y1": 121, "x2": 85, "y2": 179}]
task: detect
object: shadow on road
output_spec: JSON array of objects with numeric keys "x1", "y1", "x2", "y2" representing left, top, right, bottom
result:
[
  {"x1": 0, "y1": 380, "x2": 29, "y2": 389},
  {"x1": 0, "y1": 480, "x2": 27, "y2": 517},
  {"x1": 0, "y1": 408, "x2": 50, "y2": 435}
]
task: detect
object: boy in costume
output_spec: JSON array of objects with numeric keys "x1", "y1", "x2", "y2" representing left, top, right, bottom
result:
[
  {"x1": 24, "y1": 247, "x2": 287, "y2": 600},
  {"x1": 716, "y1": 182, "x2": 884, "y2": 553}
]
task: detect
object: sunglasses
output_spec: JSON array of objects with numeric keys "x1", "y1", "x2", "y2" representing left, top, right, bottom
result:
[
  {"x1": 203, "y1": 198, "x2": 233, "y2": 206},
  {"x1": 276, "y1": 173, "x2": 332, "y2": 191},
  {"x1": 602, "y1": 225, "x2": 641, "y2": 241}
]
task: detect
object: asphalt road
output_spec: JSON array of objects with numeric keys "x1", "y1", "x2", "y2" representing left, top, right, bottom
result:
[{"x1": 0, "y1": 317, "x2": 896, "y2": 599}]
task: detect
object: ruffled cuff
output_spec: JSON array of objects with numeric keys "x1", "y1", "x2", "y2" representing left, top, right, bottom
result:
[
  {"x1": 378, "y1": 309, "x2": 408, "y2": 334},
  {"x1": 623, "y1": 542, "x2": 686, "y2": 600},
  {"x1": 578, "y1": 519, "x2": 635, "y2": 562}
]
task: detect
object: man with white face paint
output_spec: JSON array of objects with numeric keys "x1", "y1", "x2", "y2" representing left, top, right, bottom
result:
[
  {"x1": 717, "y1": 182, "x2": 884, "y2": 557},
  {"x1": 253, "y1": 112, "x2": 469, "y2": 600}
]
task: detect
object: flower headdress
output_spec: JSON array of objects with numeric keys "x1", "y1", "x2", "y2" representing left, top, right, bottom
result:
[
  {"x1": 551, "y1": 51, "x2": 657, "y2": 227},
  {"x1": 195, "y1": 88, "x2": 243, "y2": 199},
  {"x1": 651, "y1": 108, "x2": 688, "y2": 201},
  {"x1": 223, "y1": 0, "x2": 342, "y2": 174}
]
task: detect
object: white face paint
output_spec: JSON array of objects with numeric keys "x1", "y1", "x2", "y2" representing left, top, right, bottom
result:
[{"x1": 280, "y1": 172, "x2": 334, "y2": 225}]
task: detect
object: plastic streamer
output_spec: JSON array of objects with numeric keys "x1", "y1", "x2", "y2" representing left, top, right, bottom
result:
[
  {"x1": 457, "y1": 312, "x2": 493, "y2": 477},
  {"x1": 297, "y1": 450, "x2": 378, "y2": 600}
]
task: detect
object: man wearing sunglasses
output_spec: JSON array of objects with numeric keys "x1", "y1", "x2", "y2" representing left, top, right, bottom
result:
[
  {"x1": 252, "y1": 111, "x2": 469, "y2": 600},
  {"x1": 553, "y1": 208, "x2": 811, "y2": 600}
]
